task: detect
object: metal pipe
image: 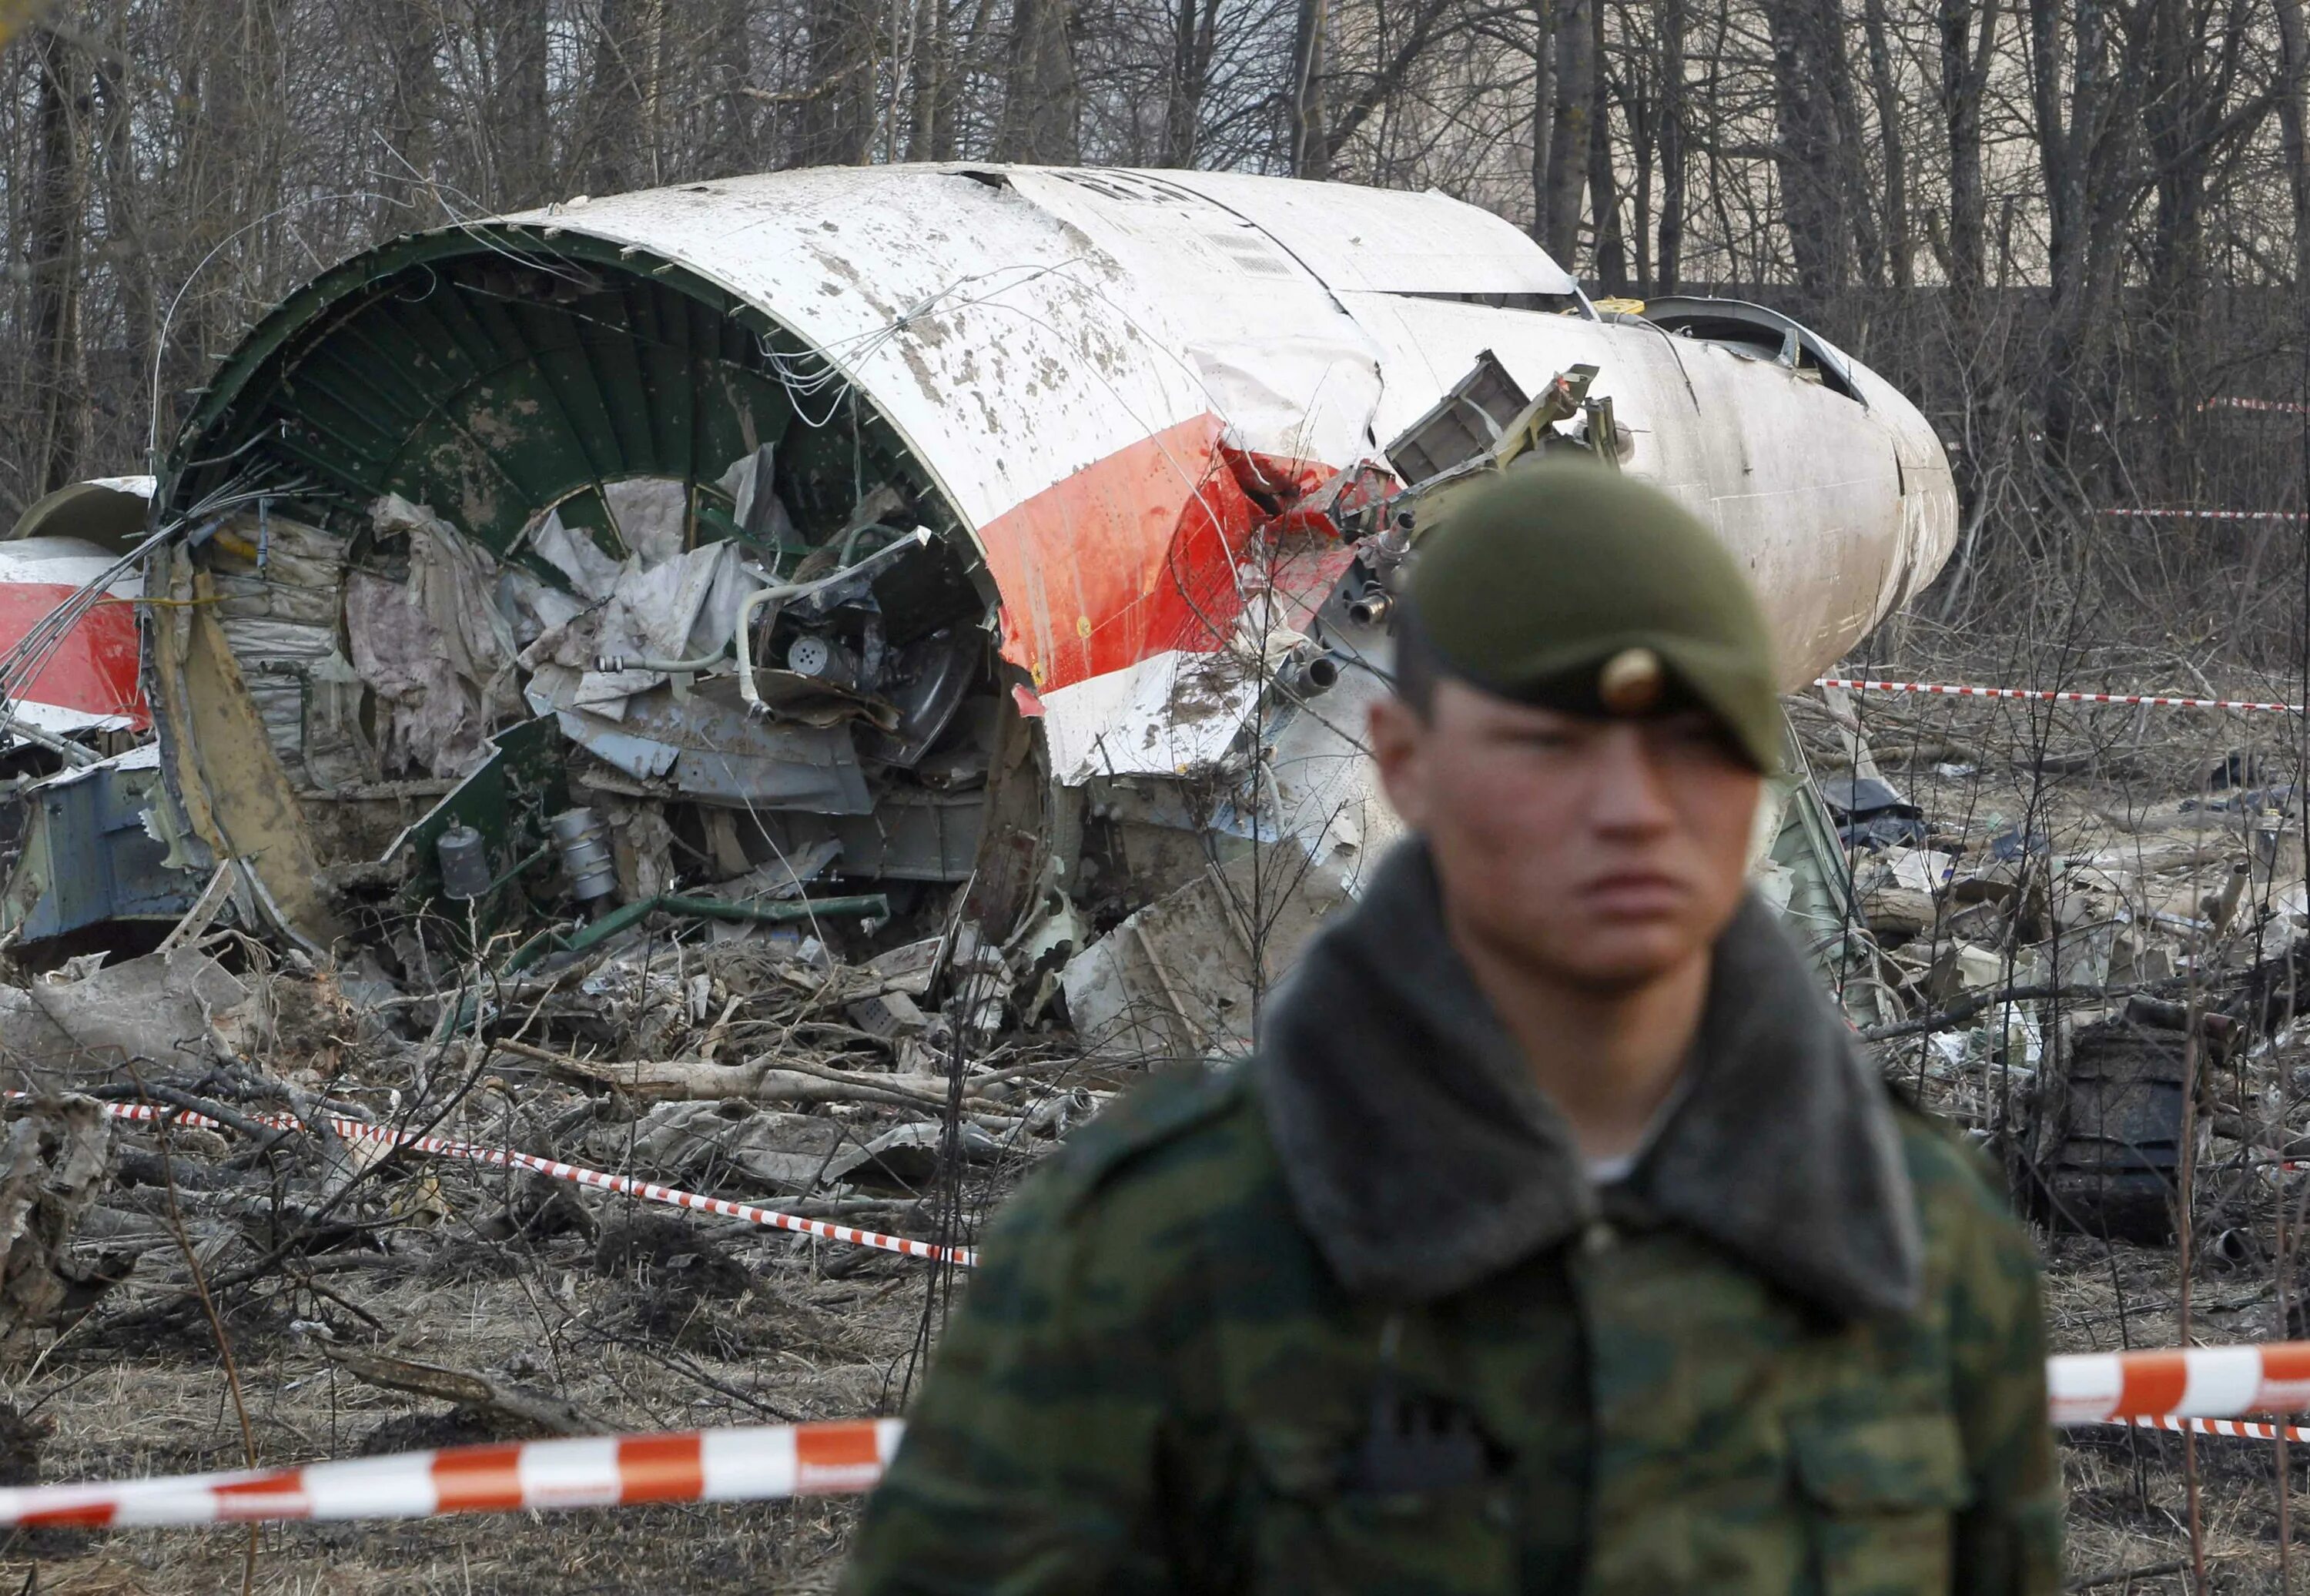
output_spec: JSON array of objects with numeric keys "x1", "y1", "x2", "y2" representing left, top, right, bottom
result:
[
  {"x1": 735, "y1": 527, "x2": 933, "y2": 711},
  {"x1": 594, "y1": 644, "x2": 728, "y2": 674},
  {"x1": 1277, "y1": 651, "x2": 1342, "y2": 698},
  {"x1": 1344, "y1": 587, "x2": 1392, "y2": 627},
  {"x1": 0, "y1": 711, "x2": 98, "y2": 767},
  {"x1": 659, "y1": 892, "x2": 889, "y2": 925},
  {"x1": 559, "y1": 891, "x2": 890, "y2": 953}
]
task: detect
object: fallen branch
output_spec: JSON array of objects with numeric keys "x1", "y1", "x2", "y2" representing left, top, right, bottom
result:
[
  {"x1": 323, "y1": 1347, "x2": 604, "y2": 1437},
  {"x1": 1861, "y1": 974, "x2": 2223, "y2": 1043},
  {"x1": 489, "y1": 1037, "x2": 1009, "y2": 1112}
]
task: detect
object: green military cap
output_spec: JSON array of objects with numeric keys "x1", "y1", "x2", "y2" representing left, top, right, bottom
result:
[{"x1": 1401, "y1": 458, "x2": 1782, "y2": 771}]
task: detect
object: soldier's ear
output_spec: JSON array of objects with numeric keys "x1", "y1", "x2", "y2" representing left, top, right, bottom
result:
[{"x1": 1368, "y1": 694, "x2": 1431, "y2": 831}]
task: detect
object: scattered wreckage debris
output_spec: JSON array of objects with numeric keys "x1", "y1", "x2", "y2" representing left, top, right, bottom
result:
[
  {"x1": 0, "y1": 170, "x2": 1978, "y2": 1578},
  {"x1": 1792, "y1": 691, "x2": 2310, "y2": 1252},
  {"x1": 0, "y1": 1096, "x2": 128, "y2": 1353}
]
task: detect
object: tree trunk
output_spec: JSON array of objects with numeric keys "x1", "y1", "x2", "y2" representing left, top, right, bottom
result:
[
  {"x1": 903, "y1": 0, "x2": 949, "y2": 162},
  {"x1": 1937, "y1": 0, "x2": 1999, "y2": 299},
  {"x1": 25, "y1": 30, "x2": 89, "y2": 499},
  {"x1": 1860, "y1": 0, "x2": 1910, "y2": 286},
  {"x1": 996, "y1": 0, "x2": 1080, "y2": 162},
  {"x1": 1623, "y1": 5, "x2": 1654, "y2": 291},
  {"x1": 1585, "y1": 0, "x2": 1628, "y2": 293},
  {"x1": 488, "y1": 0, "x2": 552, "y2": 206},
  {"x1": 797, "y1": 0, "x2": 876, "y2": 165},
  {"x1": 1764, "y1": 0, "x2": 1851, "y2": 305},
  {"x1": 582, "y1": 0, "x2": 640, "y2": 195},
  {"x1": 1543, "y1": 0, "x2": 1592, "y2": 268},
  {"x1": 2029, "y1": 0, "x2": 2126, "y2": 473},
  {"x1": 90, "y1": 26, "x2": 156, "y2": 473},
  {"x1": 1529, "y1": 0, "x2": 1555, "y2": 249},
  {"x1": 1656, "y1": 0, "x2": 1685, "y2": 292},
  {"x1": 706, "y1": 0, "x2": 757, "y2": 176},
  {"x1": 1289, "y1": 0, "x2": 1328, "y2": 177},
  {"x1": 2275, "y1": 0, "x2": 2310, "y2": 291},
  {"x1": 379, "y1": 0, "x2": 443, "y2": 224}
]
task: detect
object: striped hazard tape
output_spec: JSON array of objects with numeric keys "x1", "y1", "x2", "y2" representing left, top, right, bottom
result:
[
  {"x1": 69, "y1": 1098, "x2": 976, "y2": 1267},
  {"x1": 0, "y1": 1343, "x2": 2308, "y2": 1525},
  {"x1": 0, "y1": 1420, "x2": 901, "y2": 1528},
  {"x1": 2129, "y1": 1415, "x2": 2310, "y2": 1444},
  {"x1": 1818, "y1": 677, "x2": 2302, "y2": 714},
  {"x1": 2099, "y1": 507, "x2": 2306, "y2": 522},
  {"x1": 2203, "y1": 396, "x2": 2310, "y2": 417},
  {"x1": 2047, "y1": 1340, "x2": 2310, "y2": 1425},
  {"x1": 11, "y1": 1344, "x2": 2310, "y2": 1528}
]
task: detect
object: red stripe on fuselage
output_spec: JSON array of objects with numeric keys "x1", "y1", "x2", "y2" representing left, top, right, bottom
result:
[
  {"x1": 979, "y1": 415, "x2": 1290, "y2": 693},
  {"x1": 0, "y1": 584, "x2": 145, "y2": 726}
]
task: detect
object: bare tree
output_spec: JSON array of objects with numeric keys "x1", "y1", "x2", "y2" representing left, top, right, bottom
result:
[
  {"x1": 1542, "y1": 0, "x2": 1592, "y2": 263},
  {"x1": 22, "y1": 28, "x2": 87, "y2": 498}
]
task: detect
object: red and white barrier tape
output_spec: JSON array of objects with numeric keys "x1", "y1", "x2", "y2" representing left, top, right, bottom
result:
[
  {"x1": 5, "y1": 1342, "x2": 2310, "y2": 1526},
  {"x1": 2099, "y1": 507, "x2": 2307, "y2": 522},
  {"x1": 2204, "y1": 396, "x2": 2310, "y2": 417},
  {"x1": 1818, "y1": 677, "x2": 2303, "y2": 714},
  {"x1": 79, "y1": 1099, "x2": 976, "y2": 1268},
  {"x1": 2128, "y1": 1415, "x2": 2310, "y2": 1444},
  {"x1": 0, "y1": 1419, "x2": 901, "y2": 1528},
  {"x1": 2047, "y1": 1340, "x2": 2310, "y2": 1424}
]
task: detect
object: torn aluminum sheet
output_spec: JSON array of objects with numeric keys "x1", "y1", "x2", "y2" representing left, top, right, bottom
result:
[
  {"x1": 1063, "y1": 849, "x2": 1352, "y2": 1062},
  {"x1": 591, "y1": 1099, "x2": 850, "y2": 1195},
  {"x1": 0, "y1": 946, "x2": 256, "y2": 1079}
]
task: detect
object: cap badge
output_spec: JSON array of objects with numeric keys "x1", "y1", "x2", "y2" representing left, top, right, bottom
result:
[{"x1": 1597, "y1": 647, "x2": 1665, "y2": 714}]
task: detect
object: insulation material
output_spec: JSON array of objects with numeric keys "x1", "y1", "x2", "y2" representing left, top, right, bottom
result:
[
  {"x1": 528, "y1": 510, "x2": 624, "y2": 603},
  {"x1": 343, "y1": 499, "x2": 524, "y2": 778},
  {"x1": 718, "y1": 445, "x2": 798, "y2": 552},
  {"x1": 206, "y1": 513, "x2": 365, "y2": 783},
  {"x1": 222, "y1": 621, "x2": 359, "y2": 779},
  {"x1": 494, "y1": 567, "x2": 586, "y2": 649},
  {"x1": 345, "y1": 574, "x2": 489, "y2": 777},
  {"x1": 602, "y1": 478, "x2": 689, "y2": 566},
  {"x1": 380, "y1": 497, "x2": 524, "y2": 717},
  {"x1": 586, "y1": 541, "x2": 755, "y2": 682},
  {"x1": 518, "y1": 541, "x2": 762, "y2": 773}
]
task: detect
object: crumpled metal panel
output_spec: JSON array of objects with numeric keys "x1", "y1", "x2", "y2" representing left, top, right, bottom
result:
[
  {"x1": 0, "y1": 746, "x2": 200, "y2": 946},
  {"x1": 1329, "y1": 291, "x2": 1957, "y2": 684}
]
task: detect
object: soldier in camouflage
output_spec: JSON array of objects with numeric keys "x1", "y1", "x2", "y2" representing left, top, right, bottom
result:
[{"x1": 844, "y1": 461, "x2": 2062, "y2": 1594}]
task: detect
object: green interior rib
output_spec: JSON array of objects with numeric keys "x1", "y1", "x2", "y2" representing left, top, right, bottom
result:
[{"x1": 164, "y1": 226, "x2": 954, "y2": 564}]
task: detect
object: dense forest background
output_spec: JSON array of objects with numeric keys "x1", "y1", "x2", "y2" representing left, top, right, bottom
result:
[{"x1": 0, "y1": 0, "x2": 2305, "y2": 662}]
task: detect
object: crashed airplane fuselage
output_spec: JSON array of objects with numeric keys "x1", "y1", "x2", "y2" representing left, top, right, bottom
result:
[{"x1": 129, "y1": 163, "x2": 1954, "y2": 1003}]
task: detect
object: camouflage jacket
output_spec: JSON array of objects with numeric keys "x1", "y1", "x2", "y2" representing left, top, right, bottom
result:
[{"x1": 844, "y1": 845, "x2": 2062, "y2": 1594}]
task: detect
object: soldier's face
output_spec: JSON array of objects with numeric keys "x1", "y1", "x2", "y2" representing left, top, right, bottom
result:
[{"x1": 1370, "y1": 679, "x2": 1761, "y2": 990}]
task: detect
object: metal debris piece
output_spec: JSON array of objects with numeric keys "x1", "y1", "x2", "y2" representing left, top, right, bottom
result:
[
  {"x1": 0, "y1": 1096, "x2": 126, "y2": 1359},
  {"x1": 1063, "y1": 852, "x2": 1351, "y2": 1062}
]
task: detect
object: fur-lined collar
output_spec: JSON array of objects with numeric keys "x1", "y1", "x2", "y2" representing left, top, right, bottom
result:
[{"x1": 1251, "y1": 841, "x2": 1922, "y2": 1317}]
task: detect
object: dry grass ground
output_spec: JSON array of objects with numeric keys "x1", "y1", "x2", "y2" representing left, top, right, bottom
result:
[{"x1": 0, "y1": 1193, "x2": 946, "y2": 1591}]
